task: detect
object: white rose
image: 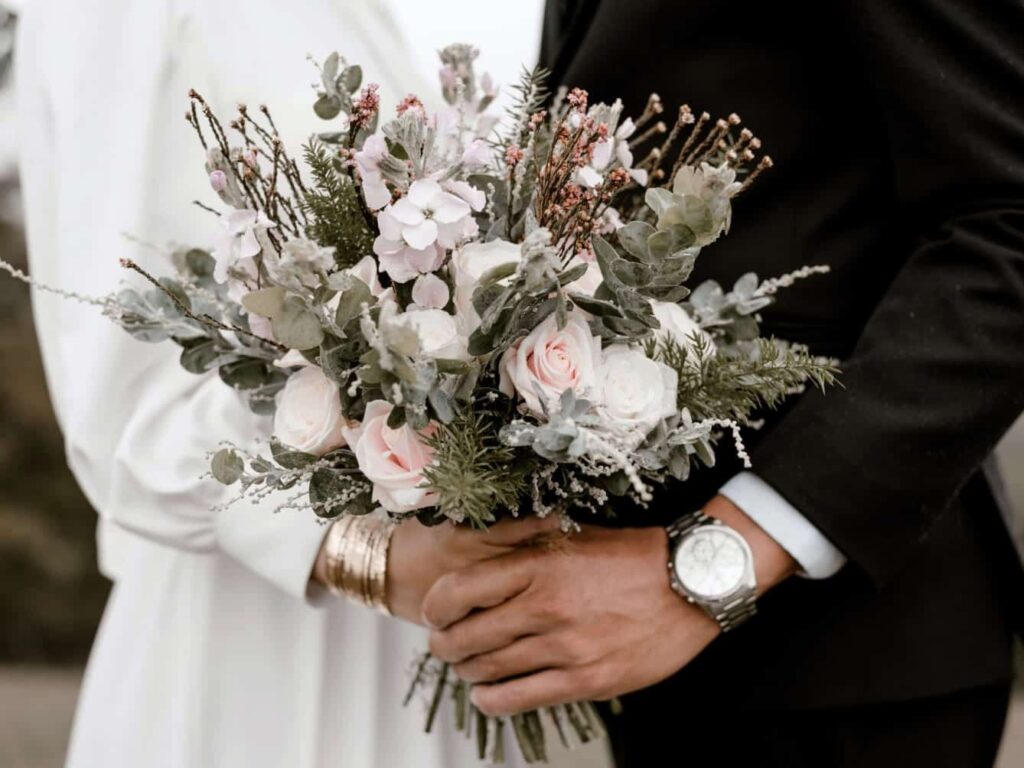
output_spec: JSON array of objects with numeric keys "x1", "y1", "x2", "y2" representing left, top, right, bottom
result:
[
  {"x1": 499, "y1": 310, "x2": 602, "y2": 415},
  {"x1": 596, "y1": 345, "x2": 678, "y2": 434},
  {"x1": 390, "y1": 308, "x2": 469, "y2": 360},
  {"x1": 451, "y1": 239, "x2": 522, "y2": 333},
  {"x1": 565, "y1": 256, "x2": 604, "y2": 297},
  {"x1": 651, "y1": 300, "x2": 716, "y2": 366},
  {"x1": 348, "y1": 400, "x2": 438, "y2": 514},
  {"x1": 272, "y1": 365, "x2": 347, "y2": 456}
]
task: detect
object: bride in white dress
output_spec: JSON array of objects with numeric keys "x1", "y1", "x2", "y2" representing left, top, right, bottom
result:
[{"x1": 13, "y1": 1, "x2": 607, "y2": 766}]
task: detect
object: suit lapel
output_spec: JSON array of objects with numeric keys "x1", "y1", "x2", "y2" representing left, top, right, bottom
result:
[{"x1": 544, "y1": 0, "x2": 603, "y2": 87}]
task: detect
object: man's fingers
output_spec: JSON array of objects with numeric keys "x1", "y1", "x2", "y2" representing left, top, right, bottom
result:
[
  {"x1": 476, "y1": 514, "x2": 563, "y2": 547},
  {"x1": 471, "y1": 668, "x2": 595, "y2": 717},
  {"x1": 429, "y1": 596, "x2": 544, "y2": 663},
  {"x1": 421, "y1": 551, "x2": 535, "y2": 630},
  {"x1": 454, "y1": 634, "x2": 572, "y2": 684}
]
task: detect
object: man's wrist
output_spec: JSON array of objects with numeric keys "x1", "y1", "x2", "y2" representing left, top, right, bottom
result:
[{"x1": 703, "y1": 494, "x2": 798, "y2": 594}]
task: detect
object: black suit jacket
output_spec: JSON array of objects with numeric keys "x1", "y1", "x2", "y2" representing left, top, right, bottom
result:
[{"x1": 539, "y1": 0, "x2": 1024, "y2": 729}]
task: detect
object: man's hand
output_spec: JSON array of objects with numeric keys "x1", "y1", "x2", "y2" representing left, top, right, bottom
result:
[
  {"x1": 313, "y1": 515, "x2": 561, "y2": 625},
  {"x1": 422, "y1": 495, "x2": 797, "y2": 716}
]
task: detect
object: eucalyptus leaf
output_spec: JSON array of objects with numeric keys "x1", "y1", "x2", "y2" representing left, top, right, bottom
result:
[
  {"x1": 211, "y1": 449, "x2": 245, "y2": 485},
  {"x1": 334, "y1": 281, "x2": 373, "y2": 328},
  {"x1": 242, "y1": 286, "x2": 287, "y2": 319},
  {"x1": 314, "y1": 94, "x2": 343, "y2": 120},
  {"x1": 272, "y1": 297, "x2": 325, "y2": 350},
  {"x1": 219, "y1": 358, "x2": 271, "y2": 390},
  {"x1": 270, "y1": 439, "x2": 318, "y2": 470},
  {"x1": 339, "y1": 64, "x2": 362, "y2": 93},
  {"x1": 322, "y1": 52, "x2": 341, "y2": 89},
  {"x1": 185, "y1": 249, "x2": 215, "y2": 277},
  {"x1": 180, "y1": 338, "x2": 221, "y2": 374}
]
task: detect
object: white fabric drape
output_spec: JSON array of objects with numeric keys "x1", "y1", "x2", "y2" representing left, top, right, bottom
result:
[{"x1": 15, "y1": 1, "x2": 556, "y2": 766}]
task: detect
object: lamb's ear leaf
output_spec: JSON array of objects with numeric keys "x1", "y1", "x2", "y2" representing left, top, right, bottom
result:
[
  {"x1": 567, "y1": 292, "x2": 624, "y2": 319},
  {"x1": 591, "y1": 235, "x2": 625, "y2": 291},
  {"x1": 557, "y1": 261, "x2": 588, "y2": 286},
  {"x1": 618, "y1": 221, "x2": 657, "y2": 262}
]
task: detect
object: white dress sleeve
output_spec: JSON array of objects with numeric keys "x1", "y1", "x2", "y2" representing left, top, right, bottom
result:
[{"x1": 15, "y1": 0, "x2": 328, "y2": 600}]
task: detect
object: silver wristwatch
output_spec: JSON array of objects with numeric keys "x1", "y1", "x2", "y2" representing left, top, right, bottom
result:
[{"x1": 666, "y1": 511, "x2": 758, "y2": 632}]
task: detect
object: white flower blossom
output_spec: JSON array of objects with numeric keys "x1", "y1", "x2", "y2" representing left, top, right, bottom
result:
[
  {"x1": 212, "y1": 209, "x2": 273, "y2": 284},
  {"x1": 373, "y1": 179, "x2": 479, "y2": 282}
]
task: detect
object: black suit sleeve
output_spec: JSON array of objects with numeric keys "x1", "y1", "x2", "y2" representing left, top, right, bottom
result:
[{"x1": 750, "y1": 0, "x2": 1024, "y2": 586}]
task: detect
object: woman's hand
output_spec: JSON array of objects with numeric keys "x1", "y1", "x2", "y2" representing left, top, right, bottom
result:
[{"x1": 314, "y1": 515, "x2": 562, "y2": 625}]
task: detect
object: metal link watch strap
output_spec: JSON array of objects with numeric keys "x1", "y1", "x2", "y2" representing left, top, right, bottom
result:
[
  {"x1": 665, "y1": 510, "x2": 711, "y2": 540},
  {"x1": 711, "y1": 591, "x2": 758, "y2": 633}
]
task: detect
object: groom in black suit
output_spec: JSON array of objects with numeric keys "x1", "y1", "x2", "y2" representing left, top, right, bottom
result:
[{"x1": 423, "y1": 1, "x2": 1024, "y2": 764}]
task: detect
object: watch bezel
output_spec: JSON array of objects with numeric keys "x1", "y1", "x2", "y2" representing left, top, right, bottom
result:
[{"x1": 670, "y1": 522, "x2": 755, "y2": 602}]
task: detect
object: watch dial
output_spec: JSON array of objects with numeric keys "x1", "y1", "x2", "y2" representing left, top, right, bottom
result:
[{"x1": 674, "y1": 527, "x2": 749, "y2": 599}]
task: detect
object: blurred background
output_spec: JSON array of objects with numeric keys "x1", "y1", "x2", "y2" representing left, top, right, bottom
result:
[{"x1": 0, "y1": 6, "x2": 1019, "y2": 767}]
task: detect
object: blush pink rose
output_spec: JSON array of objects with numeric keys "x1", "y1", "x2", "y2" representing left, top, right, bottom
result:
[
  {"x1": 499, "y1": 310, "x2": 602, "y2": 415},
  {"x1": 347, "y1": 401, "x2": 439, "y2": 513}
]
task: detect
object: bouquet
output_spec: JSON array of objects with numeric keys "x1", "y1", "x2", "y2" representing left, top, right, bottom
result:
[{"x1": 3, "y1": 44, "x2": 838, "y2": 763}]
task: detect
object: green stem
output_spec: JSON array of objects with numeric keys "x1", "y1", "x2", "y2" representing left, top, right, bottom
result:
[
  {"x1": 403, "y1": 652, "x2": 431, "y2": 707},
  {"x1": 511, "y1": 714, "x2": 537, "y2": 764},
  {"x1": 475, "y1": 707, "x2": 489, "y2": 760},
  {"x1": 424, "y1": 663, "x2": 449, "y2": 733},
  {"x1": 548, "y1": 706, "x2": 570, "y2": 749}
]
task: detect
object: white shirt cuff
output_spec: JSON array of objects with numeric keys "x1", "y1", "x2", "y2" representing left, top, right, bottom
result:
[{"x1": 719, "y1": 472, "x2": 847, "y2": 579}]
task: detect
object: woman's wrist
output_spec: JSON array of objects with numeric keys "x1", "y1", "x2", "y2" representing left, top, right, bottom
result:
[{"x1": 315, "y1": 515, "x2": 397, "y2": 614}]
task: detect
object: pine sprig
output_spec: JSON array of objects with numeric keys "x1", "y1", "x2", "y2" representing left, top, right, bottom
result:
[
  {"x1": 301, "y1": 139, "x2": 375, "y2": 269},
  {"x1": 421, "y1": 409, "x2": 530, "y2": 528},
  {"x1": 655, "y1": 336, "x2": 840, "y2": 423},
  {"x1": 497, "y1": 65, "x2": 550, "y2": 154}
]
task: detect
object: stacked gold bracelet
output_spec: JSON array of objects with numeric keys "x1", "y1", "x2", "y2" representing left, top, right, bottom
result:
[{"x1": 323, "y1": 515, "x2": 396, "y2": 615}]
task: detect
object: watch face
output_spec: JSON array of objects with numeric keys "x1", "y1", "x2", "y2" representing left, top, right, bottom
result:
[{"x1": 674, "y1": 525, "x2": 750, "y2": 600}]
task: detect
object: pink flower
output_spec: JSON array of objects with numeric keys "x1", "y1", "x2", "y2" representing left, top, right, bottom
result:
[
  {"x1": 209, "y1": 170, "x2": 228, "y2": 193},
  {"x1": 347, "y1": 401, "x2": 438, "y2": 513},
  {"x1": 273, "y1": 366, "x2": 348, "y2": 456},
  {"x1": 461, "y1": 139, "x2": 492, "y2": 170},
  {"x1": 499, "y1": 310, "x2": 602, "y2": 415}
]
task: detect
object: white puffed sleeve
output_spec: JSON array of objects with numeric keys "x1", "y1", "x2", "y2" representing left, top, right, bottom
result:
[{"x1": 15, "y1": 0, "x2": 333, "y2": 599}]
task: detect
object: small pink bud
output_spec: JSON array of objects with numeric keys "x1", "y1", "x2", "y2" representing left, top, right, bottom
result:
[{"x1": 209, "y1": 170, "x2": 228, "y2": 193}]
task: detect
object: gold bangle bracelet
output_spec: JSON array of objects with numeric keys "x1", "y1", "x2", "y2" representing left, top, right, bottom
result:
[{"x1": 323, "y1": 515, "x2": 395, "y2": 615}]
